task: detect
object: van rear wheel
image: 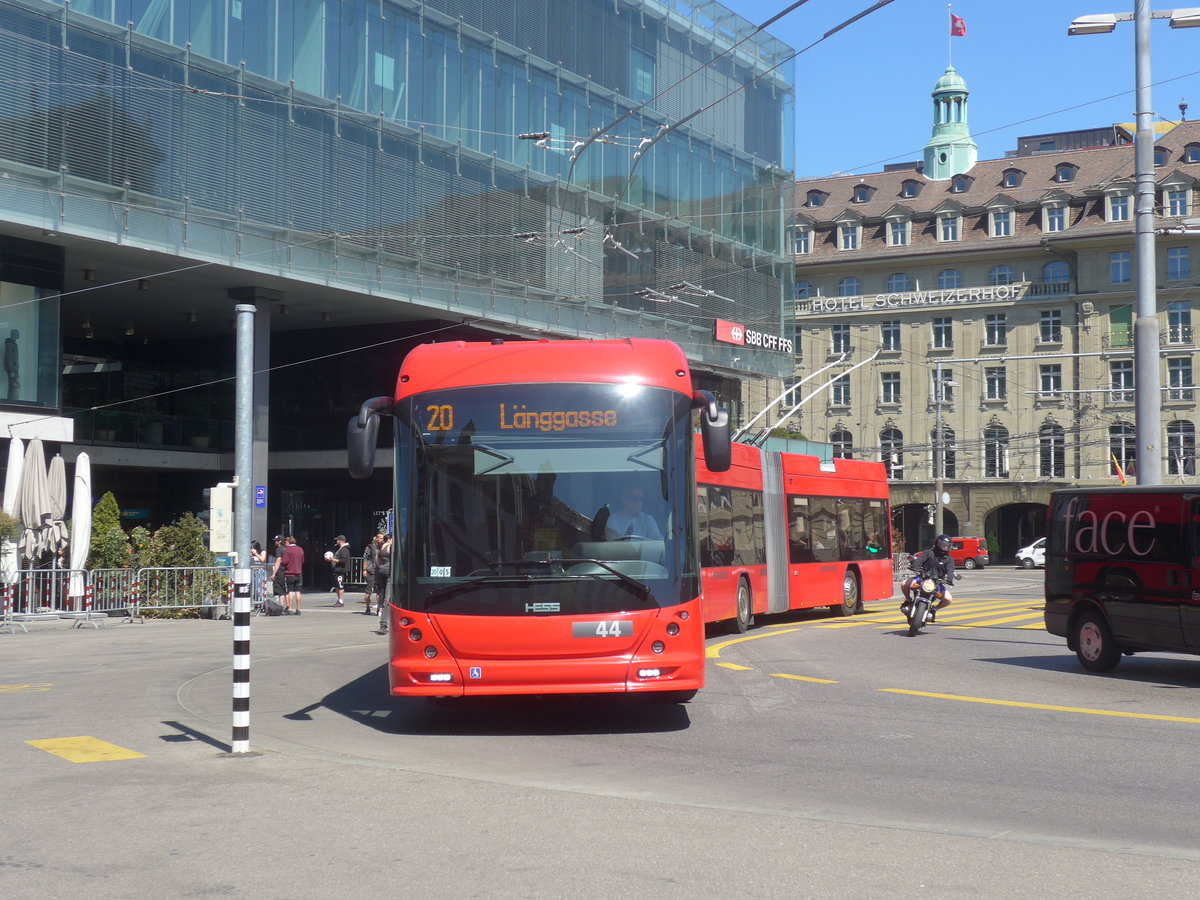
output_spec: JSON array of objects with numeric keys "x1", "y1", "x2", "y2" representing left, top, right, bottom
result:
[
  {"x1": 962, "y1": 558, "x2": 976, "y2": 570},
  {"x1": 1074, "y1": 610, "x2": 1122, "y2": 673}
]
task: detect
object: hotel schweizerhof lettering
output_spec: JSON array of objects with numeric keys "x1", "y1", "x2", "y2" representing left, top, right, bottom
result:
[{"x1": 799, "y1": 282, "x2": 1029, "y2": 314}]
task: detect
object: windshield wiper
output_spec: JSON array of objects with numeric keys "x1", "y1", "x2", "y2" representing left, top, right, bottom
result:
[
  {"x1": 424, "y1": 558, "x2": 653, "y2": 606},
  {"x1": 559, "y1": 557, "x2": 653, "y2": 601}
]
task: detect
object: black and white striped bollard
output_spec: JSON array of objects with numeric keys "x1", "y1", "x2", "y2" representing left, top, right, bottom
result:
[{"x1": 231, "y1": 569, "x2": 252, "y2": 754}]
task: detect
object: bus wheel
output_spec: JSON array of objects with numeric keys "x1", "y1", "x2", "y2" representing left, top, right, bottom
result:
[
  {"x1": 732, "y1": 579, "x2": 753, "y2": 634},
  {"x1": 832, "y1": 570, "x2": 861, "y2": 617},
  {"x1": 1074, "y1": 610, "x2": 1122, "y2": 673}
]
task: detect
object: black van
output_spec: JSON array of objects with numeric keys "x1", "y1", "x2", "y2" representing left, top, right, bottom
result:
[{"x1": 1044, "y1": 486, "x2": 1200, "y2": 672}]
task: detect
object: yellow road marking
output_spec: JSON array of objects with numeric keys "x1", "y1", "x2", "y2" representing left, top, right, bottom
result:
[
  {"x1": 770, "y1": 673, "x2": 838, "y2": 684},
  {"x1": 943, "y1": 613, "x2": 1046, "y2": 628},
  {"x1": 705, "y1": 627, "x2": 802, "y2": 659},
  {"x1": 716, "y1": 662, "x2": 753, "y2": 671},
  {"x1": 880, "y1": 689, "x2": 1200, "y2": 724},
  {"x1": 27, "y1": 736, "x2": 147, "y2": 763},
  {"x1": 0, "y1": 683, "x2": 53, "y2": 693}
]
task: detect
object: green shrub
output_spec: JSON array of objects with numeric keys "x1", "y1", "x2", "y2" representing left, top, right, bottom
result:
[
  {"x1": 88, "y1": 492, "x2": 131, "y2": 569},
  {"x1": 987, "y1": 531, "x2": 1000, "y2": 556},
  {"x1": 0, "y1": 509, "x2": 21, "y2": 542}
]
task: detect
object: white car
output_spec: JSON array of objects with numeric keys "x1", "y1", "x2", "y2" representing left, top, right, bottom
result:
[{"x1": 1016, "y1": 537, "x2": 1046, "y2": 569}]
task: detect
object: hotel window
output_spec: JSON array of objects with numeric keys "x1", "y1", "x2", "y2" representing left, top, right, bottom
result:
[
  {"x1": 1043, "y1": 260, "x2": 1071, "y2": 284},
  {"x1": 985, "y1": 425, "x2": 1010, "y2": 478},
  {"x1": 793, "y1": 228, "x2": 811, "y2": 255},
  {"x1": 1167, "y1": 188, "x2": 1190, "y2": 217},
  {"x1": 832, "y1": 374, "x2": 851, "y2": 406},
  {"x1": 886, "y1": 273, "x2": 911, "y2": 293},
  {"x1": 1044, "y1": 204, "x2": 1066, "y2": 232},
  {"x1": 932, "y1": 426, "x2": 956, "y2": 479},
  {"x1": 901, "y1": 180, "x2": 920, "y2": 198},
  {"x1": 952, "y1": 175, "x2": 970, "y2": 193},
  {"x1": 1039, "y1": 425, "x2": 1066, "y2": 478},
  {"x1": 1154, "y1": 147, "x2": 1168, "y2": 167},
  {"x1": 991, "y1": 209, "x2": 1012, "y2": 237},
  {"x1": 939, "y1": 215, "x2": 960, "y2": 242},
  {"x1": 1168, "y1": 300, "x2": 1192, "y2": 343},
  {"x1": 985, "y1": 313, "x2": 1007, "y2": 347},
  {"x1": 830, "y1": 429, "x2": 853, "y2": 459},
  {"x1": 1110, "y1": 360, "x2": 1134, "y2": 402},
  {"x1": 881, "y1": 371, "x2": 901, "y2": 404},
  {"x1": 1040, "y1": 309, "x2": 1063, "y2": 343},
  {"x1": 1055, "y1": 164, "x2": 1076, "y2": 183},
  {"x1": 795, "y1": 281, "x2": 813, "y2": 300},
  {"x1": 832, "y1": 324, "x2": 851, "y2": 354},
  {"x1": 985, "y1": 366, "x2": 1007, "y2": 400},
  {"x1": 1002, "y1": 170, "x2": 1022, "y2": 188},
  {"x1": 1108, "y1": 193, "x2": 1130, "y2": 222},
  {"x1": 988, "y1": 265, "x2": 1015, "y2": 286},
  {"x1": 934, "y1": 367, "x2": 954, "y2": 402},
  {"x1": 937, "y1": 268, "x2": 962, "y2": 289},
  {"x1": 1167, "y1": 247, "x2": 1190, "y2": 281},
  {"x1": 837, "y1": 277, "x2": 861, "y2": 297},
  {"x1": 1187, "y1": 144, "x2": 1200, "y2": 164},
  {"x1": 1111, "y1": 423, "x2": 1136, "y2": 476},
  {"x1": 839, "y1": 223, "x2": 860, "y2": 250},
  {"x1": 1168, "y1": 357, "x2": 1194, "y2": 401},
  {"x1": 881, "y1": 320, "x2": 901, "y2": 351},
  {"x1": 880, "y1": 428, "x2": 904, "y2": 479},
  {"x1": 1168, "y1": 420, "x2": 1196, "y2": 475},
  {"x1": 1110, "y1": 251, "x2": 1131, "y2": 284},
  {"x1": 1039, "y1": 364, "x2": 1063, "y2": 398},
  {"x1": 807, "y1": 191, "x2": 825, "y2": 207},
  {"x1": 888, "y1": 220, "x2": 910, "y2": 246},
  {"x1": 932, "y1": 317, "x2": 953, "y2": 349},
  {"x1": 853, "y1": 185, "x2": 871, "y2": 203}
]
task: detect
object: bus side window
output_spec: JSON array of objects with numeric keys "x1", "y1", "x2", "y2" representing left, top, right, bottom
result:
[
  {"x1": 1191, "y1": 500, "x2": 1200, "y2": 563},
  {"x1": 788, "y1": 496, "x2": 813, "y2": 564}
]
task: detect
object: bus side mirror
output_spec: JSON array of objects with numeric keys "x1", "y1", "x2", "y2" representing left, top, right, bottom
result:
[
  {"x1": 694, "y1": 390, "x2": 731, "y2": 472},
  {"x1": 348, "y1": 396, "x2": 393, "y2": 479}
]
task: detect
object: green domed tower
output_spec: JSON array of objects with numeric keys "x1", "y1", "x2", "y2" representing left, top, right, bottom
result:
[{"x1": 922, "y1": 65, "x2": 978, "y2": 180}]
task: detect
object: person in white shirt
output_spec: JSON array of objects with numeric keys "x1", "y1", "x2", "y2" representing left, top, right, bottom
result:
[{"x1": 604, "y1": 486, "x2": 663, "y2": 541}]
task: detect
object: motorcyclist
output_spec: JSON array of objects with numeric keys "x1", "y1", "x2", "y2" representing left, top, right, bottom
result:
[{"x1": 901, "y1": 533, "x2": 955, "y2": 618}]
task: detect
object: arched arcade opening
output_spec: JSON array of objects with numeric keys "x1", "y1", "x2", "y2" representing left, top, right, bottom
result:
[
  {"x1": 891, "y1": 503, "x2": 960, "y2": 554},
  {"x1": 983, "y1": 503, "x2": 1047, "y2": 561}
]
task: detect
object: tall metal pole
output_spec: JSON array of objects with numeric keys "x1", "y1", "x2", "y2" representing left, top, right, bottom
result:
[
  {"x1": 231, "y1": 302, "x2": 255, "y2": 755},
  {"x1": 934, "y1": 361, "x2": 944, "y2": 536},
  {"x1": 1133, "y1": 0, "x2": 1163, "y2": 483}
]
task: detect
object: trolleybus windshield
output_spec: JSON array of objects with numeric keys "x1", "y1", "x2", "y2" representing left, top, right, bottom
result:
[{"x1": 395, "y1": 383, "x2": 697, "y2": 614}]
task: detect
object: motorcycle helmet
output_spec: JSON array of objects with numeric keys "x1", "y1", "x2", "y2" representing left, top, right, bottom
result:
[{"x1": 934, "y1": 534, "x2": 951, "y2": 555}]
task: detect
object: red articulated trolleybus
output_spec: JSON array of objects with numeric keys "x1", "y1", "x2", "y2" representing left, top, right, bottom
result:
[
  {"x1": 347, "y1": 338, "x2": 731, "y2": 702},
  {"x1": 696, "y1": 439, "x2": 892, "y2": 632}
]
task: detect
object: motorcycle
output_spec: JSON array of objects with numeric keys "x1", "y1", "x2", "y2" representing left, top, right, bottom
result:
[{"x1": 905, "y1": 577, "x2": 945, "y2": 636}]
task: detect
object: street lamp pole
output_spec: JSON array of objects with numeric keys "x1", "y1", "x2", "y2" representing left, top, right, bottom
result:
[
  {"x1": 1132, "y1": 0, "x2": 1163, "y2": 484},
  {"x1": 1068, "y1": 4, "x2": 1200, "y2": 482},
  {"x1": 934, "y1": 361, "x2": 944, "y2": 536}
]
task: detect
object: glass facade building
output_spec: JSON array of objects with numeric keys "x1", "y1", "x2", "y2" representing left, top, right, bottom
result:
[{"x1": 0, "y1": 0, "x2": 794, "y2": 368}]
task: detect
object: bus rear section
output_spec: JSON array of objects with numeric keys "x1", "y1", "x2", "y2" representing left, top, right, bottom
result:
[
  {"x1": 349, "y1": 338, "x2": 730, "y2": 699},
  {"x1": 697, "y1": 440, "x2": 891, "y2": 632},
  {"x1": 1045, "y1": 486, "x2": 1200, "y2": 672}
]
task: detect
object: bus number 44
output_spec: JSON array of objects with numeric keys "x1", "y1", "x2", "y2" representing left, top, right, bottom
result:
[{"x1": 572, "y1": 621, "x2": 633, "y2": 638}]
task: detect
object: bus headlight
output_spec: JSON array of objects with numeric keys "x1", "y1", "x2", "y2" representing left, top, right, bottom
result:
[
  {"x1": 637, "y1": 668, "x2": 662, "y2": 678},
  {"x1": 428, "y1": 672, "x2": 453, "y2": 682}
]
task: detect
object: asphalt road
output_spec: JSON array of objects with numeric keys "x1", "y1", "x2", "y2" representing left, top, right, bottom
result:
[{"x1": 6, "y1": 570, "x2": 1200, "y2": 898}]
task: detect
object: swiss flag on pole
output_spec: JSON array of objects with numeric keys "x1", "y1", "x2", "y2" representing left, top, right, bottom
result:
[{"x1": 950, "y1": 13, "x2": 967, "y2": 36}]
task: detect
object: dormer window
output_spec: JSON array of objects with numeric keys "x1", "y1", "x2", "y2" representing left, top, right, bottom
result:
[
  {"x1": 887, "y1": 219, "x2": 910, "y2": 247},
  {"x1": 1055, "y1": 163, "x2": 1077, "y2": 183},
  {"x1": 990, "y1": 208, "x2": 1013, "y2": 238},
  {"x1": 1155, "y1": 146, "x2": 1169, "y2": 167},
  {"x1": 1001, "y1": 169, "x2": 1024, "y2": 188},
  {"x1": 1186, "y1": 143, "x2": 1200, "y2": 164},
  {"x1": 839, "y1": 222, "x2": 861, "y2": 250},
  {"x1": 806, "y1": 190, "x2": 826, "y2": 208},
  {"x1": 793, "y1": 227, "x2": 811, "y2": 255},
  {"x1": 938, "y1": 213, "x2": 961, "y2": 242},
  {"x1": 853, "y1": 184, "x2": 872, "y2": 203},
  {"x1": 1043, "y1": 203, "x2": 1067, "y2": 233},
  {"x1": 951, "y1": 174, "x2": 971, "y2": 193},
  {"x1": 900, "y1": 180, "x2": 921, "y2": 199},
  {"x1": 1108, "y1": 192, "x2": 1131, "y2": 222}
]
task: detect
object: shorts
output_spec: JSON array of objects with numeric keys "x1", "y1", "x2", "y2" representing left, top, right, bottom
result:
[
  {"x1": 285, "y1": 574, "x2": 301, "y2": 592},
  {"x1": 273, "y1": 575, "x2": 286, "y2": 596},
  {"x1": 333, "y1": 573, "x2": 345, "y2": 591}
]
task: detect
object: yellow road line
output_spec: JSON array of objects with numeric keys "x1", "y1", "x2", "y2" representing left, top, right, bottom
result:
[
  {"x1": 716, "y1": 662, "x2": 753, "y2": 671},
  {"x1": 943, "y1": 613, "x2": 1045, "y2": 628},
  {"x1": 705, "y1": 627, "x2": 802, "y2": 659},
  {"x1": 880, "y1": 689, "x2": 1200, "y2": 724},
  {"x1": 770, "y1": 673, "x2": 838, "y2": 684},
  {"x1": 27, "y1": 736, "x2": 147, "y2": 763},
  {"x1": 0, "y1": 683, "x2": 53, "y2": 693}
]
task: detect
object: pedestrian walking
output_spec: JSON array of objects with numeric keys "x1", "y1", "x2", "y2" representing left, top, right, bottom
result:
[
  {"x1": 330, "y1": 535, "x2": 350, "y2": 606},
  {"x1": 269, "y1": 535, "x2": 286, "y2": 604},
  {"x1": 374, "y1": 534, "x2": 392, "y2": 634},
  {"x1": 362, "y1": 533, "x2": 382, "y2": 615},
  {"x1": 283, "y1": 535, "x2": 305, "y2": 615}
]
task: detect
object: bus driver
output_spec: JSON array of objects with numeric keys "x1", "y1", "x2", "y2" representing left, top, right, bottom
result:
[{"x1": 605, "y1": 486, "x2": 664, "y2": 541}]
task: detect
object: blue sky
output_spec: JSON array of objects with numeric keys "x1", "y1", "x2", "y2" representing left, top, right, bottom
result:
[{"x1": 727, "y1": 0, "x2": 1200, "y2": 177}]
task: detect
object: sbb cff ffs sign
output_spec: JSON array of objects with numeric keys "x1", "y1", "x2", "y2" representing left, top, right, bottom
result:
[{"x1": 713, "y1": 319, "x2": 793, "y2": 354}]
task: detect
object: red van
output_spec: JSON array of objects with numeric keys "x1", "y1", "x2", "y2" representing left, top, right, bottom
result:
[
  {"x1": 1044, "y1": 486, "x2": 1200, "y2": 672},
  {"x1": 949, "y1": 536, "x2": 989, "y2": 569}
]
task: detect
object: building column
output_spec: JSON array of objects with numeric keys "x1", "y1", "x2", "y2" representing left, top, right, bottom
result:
[{"x1": 228, "y1": 287, "x2": 280, "y2": 545}]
